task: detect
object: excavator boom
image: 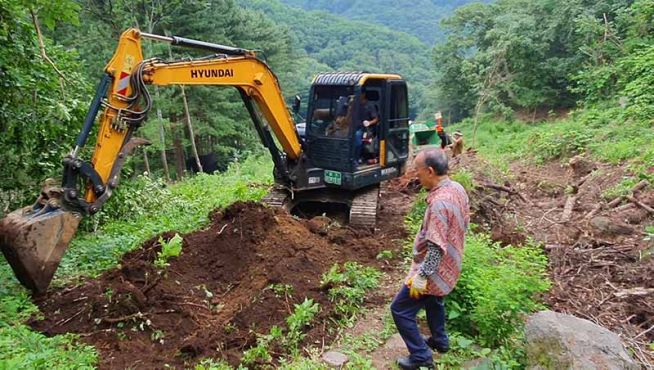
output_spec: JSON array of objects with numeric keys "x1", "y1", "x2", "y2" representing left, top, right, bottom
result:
[{"x1": 0, "y1": 29, "x2": 302, "y2": 292}]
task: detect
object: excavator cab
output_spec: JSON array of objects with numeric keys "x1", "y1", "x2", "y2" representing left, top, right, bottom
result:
[
  {"x1": 301, "y1": 73, "x2": 410, "y2": 189},
  {"x1": 265, "y1": 73, "x2": 410, "y2": 226}
]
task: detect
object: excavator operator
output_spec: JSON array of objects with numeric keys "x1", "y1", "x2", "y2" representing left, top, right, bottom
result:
[{"x1": 354, "y1": 88, "x2": 379, "y2": 165}]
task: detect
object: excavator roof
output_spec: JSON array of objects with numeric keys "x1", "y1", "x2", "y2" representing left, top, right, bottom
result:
[{"x1": 312, "y1": 72, "x2": 403, "y2": 87}]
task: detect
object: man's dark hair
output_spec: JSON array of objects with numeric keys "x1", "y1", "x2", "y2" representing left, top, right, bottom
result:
[{"x1": 423, "y1": 149, "x2": 448, "y2": 176}]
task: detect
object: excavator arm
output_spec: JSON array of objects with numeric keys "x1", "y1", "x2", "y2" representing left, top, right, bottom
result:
[{"x1": 0, "y1": 29, "x2": 302, "y2": 292}]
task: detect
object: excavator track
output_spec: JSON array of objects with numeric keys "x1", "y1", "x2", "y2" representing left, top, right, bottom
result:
[
  {"x1": 262, "y1": 187, "x2": 291, "y2": 210},
  {"x1": 349, "y1": 185, "x2": 380, "y2": 228}
]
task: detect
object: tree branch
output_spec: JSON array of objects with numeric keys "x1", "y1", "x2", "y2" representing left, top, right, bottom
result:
[{"x1": 29, "y1": 9, "x2": 69, "y2": 83}]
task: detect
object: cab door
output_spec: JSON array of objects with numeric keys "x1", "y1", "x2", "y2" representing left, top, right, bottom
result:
[{"x1": 382, "y1": 80, "x2": 409, "y2": 166}]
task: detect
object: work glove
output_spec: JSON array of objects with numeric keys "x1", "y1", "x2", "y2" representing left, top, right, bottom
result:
[
  {"x1": 407, "y1": 274, "x2": 428, "y2": 299},
  {"x1": 363, "y1": 120, "x2": 371, "y2": 127}
]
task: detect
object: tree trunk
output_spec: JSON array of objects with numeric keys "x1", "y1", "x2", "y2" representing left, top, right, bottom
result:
[
  {"x1": 154, "y1": 87, "x2": 171, "y2": 181},
  {"x1": 167, "y1": 44, "x2": 203, "y2": 174},
  {"x1": 143, "y1": 148, "x2": 151, "y2": 176},
  {"x1": 180, "y1": 84, "x2": 203, "y2": 173},
  {"x1": 172, "y1": 122, "x2": 185, "y2": 180}
]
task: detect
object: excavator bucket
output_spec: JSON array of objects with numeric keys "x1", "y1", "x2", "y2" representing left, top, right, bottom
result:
[{"x1": 0, "y1": 206, "x2": 80, "y2": 293}]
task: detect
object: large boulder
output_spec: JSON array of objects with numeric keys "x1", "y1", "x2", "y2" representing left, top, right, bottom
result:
[{"x1": 525, "y1": 310, "x2": 639, "y2": 370}]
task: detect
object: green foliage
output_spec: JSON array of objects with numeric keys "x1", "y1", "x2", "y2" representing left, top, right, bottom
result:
[
  {"x1": 277, "y1": 0, "x2": 486, "y2": 45},
  {"x1": 267, "y1": 283, "x2": 294, "y2": 298},
  {"x1": 242, "y1": 299, "x2": 319, "y2": 366},
  {"x1": 0, "y1": 0, "x2": 92, "y2": 214},
  {"x1": 154, "y1": 233, "x2": 183, "y2": 269},
  {"x1": 194, "y1": 358, "x2": 233, "y2": 370},
  {"x1": 450, "y1": 169, "x2": 475, "y2": 193},
  {"x1": 0, "y1": 274, "x2": 97, "y2": 368},
  {"x1": 241, "y1": 0, "x2": 434, "y2": 117},
  {"x1": 375, "y1": 250, "x2": 393, "y2": 260},
  {"x1": 320, "y1": 262, "x2": 382, "y2": 324},
  {"x1": 447, "y1": 233, "x2": 550, "y2": 347},
  {"x1": 285, "y1": 299, "x2": 320, "y2": 353},
  {"x1": 79, "y1": 175, "x2": 170, "y2": 232},
  {"x1": 432, "y1": 0, "x2": 654, "y2": 122}
]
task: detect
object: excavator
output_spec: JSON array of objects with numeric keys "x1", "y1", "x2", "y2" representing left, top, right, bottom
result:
[{"x1": 0, "y1": 29, "x2": 410, "y2": 293}]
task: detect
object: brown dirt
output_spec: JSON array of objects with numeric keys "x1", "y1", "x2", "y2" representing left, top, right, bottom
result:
[
  {"x1": 29, "y1": 187, "x2": 413, "y2": 369},
  {"x1": 457, "y1": 151, "x2": 654, "y2": 366}
]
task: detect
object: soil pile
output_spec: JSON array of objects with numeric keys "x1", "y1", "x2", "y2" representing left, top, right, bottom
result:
[{"x1": 30, "y1": 200, "x2": 407, "y2": 369}]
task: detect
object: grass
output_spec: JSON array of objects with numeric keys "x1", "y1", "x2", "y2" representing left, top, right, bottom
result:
[
  {"x1": 0, "y1": 155, "x2": 273, "y2": 369},
  {"x1": 454, "y1": 107, "x2": 654, "y2": 186}
]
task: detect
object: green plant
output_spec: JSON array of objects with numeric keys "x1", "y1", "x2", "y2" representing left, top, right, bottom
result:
[
  {"x1": 450, "y1": 169, "x2": 475, "y2": 193},
  {"x1": 447, "y1": 234, "x2": 550, "y2": 347},
  {"x1": 321, "y1": 262, "x2": 382, "y2": 324},
  {"x1": 375, "y1": 250, "x2": 393, "y2": 260},
  {"x1": 194, "y1": 358, "x2": 233, "y2": 370},
  {"x1": 267, "y1": 283, "x2": 294, "y2": 298},
  {"x1": 154, "y1": 233, "x2": 183, "y2": 269},
  {"x1": 285, "y1": 299, "x2": 320, "y2": 353}
]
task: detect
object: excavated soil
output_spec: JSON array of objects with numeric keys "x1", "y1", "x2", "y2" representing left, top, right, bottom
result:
[
  {"x1": 30, "y1": 189, "x2": 412, "y2": 369},
  {"x1": 456, "y1": 151, "x2": 654, "y2": 366}
]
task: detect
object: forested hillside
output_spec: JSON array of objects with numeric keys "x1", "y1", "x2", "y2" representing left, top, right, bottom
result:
[
  {"x1": 431, "y1": 0, "x2": 654, "y2": 124},
  {"x1": 240, "y1": 0, "x2": 435, "y2": 116},
  {"x1": 278, "y1": 0, "x2": 490, "y2": 44}
]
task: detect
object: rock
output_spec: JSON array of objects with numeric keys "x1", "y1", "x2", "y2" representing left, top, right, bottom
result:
[
  {"x1": 590, "y1": 216, "x2": 634, "y2": 236},
  {"x1": 525, "y1": 310, "x2": 639, "y2": 370},
  {"x1": 383, "y1": 333, "x2": 408, "y2": 351},
  {"x1": 307, "y1": 215, "x2": 331, "y2": 235},
  {"x1": 322, "y1": 351, "x2": 348, "y2": 368},
  {"x1": 568, "y1": 155, "x2": 596, "y2": 178}
]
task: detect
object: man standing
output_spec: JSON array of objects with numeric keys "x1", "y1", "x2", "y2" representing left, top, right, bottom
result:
[{"x1": 391, "y1": 149, "x2": 470, "y2": 369}]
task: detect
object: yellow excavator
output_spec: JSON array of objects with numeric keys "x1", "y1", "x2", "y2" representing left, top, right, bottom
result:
[{"x1": 0, "y1": 29, "x2": 411, "y2": 292}]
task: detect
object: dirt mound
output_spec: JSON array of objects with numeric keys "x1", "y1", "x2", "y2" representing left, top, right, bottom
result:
[{"x1": 30, "y1": 201, "x2": 406, "y2": 369}]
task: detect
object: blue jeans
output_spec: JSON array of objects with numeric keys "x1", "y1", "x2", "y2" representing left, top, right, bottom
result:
[
  {"x1": 390, "y1": 285, "x2": 448, "y2": 362},
  {"x1": 354, "y1": 129, "x2": 363, "y2": 165}
]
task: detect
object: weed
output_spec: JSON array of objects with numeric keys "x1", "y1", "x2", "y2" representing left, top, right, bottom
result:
[
  {"x1": 285, "y1": 299, "x2": 320, "y2": 354},
  {"x1": 450, "y1": 168, "x2": 475, "y2": 193},
  {"x1": 375, "y1": 250, "x2": 393, "y2": 260},
  {"x1": 267, "y1": 283, "x2": 294, "y2": 298},
  {"x1": 321, "y1": 262, "x2": 381, "y2": 325},
  {"x1": 154, "y1": 233, "x2": 183, "y2": 269},
  {"x1": 194, "y1": 358, "x2": 233, "y2": 370}
]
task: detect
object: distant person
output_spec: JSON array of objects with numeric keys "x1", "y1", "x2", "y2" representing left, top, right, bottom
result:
[
  {"x1": 391, "y1": 149, "x2": 470, "y2": 370},
  {"x1": 353, "y1": 88, "x2": 379, "y2": 166},
  {"x1": 450, "y1": 131, "x2": 464, "y2": 157}
]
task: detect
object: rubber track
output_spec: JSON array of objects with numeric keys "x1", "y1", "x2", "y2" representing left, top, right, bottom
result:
[
  {"x1": 262, "y1": 187, "x2": 289, "y2": 210},
  {"x1": 349, "y1": 185, "x2": 380, "y2": 228}
]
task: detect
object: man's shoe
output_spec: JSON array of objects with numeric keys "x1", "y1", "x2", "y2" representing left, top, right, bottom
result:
[
  {"x1": 421, "y1": 334, "x2": 450, "y2": 353},
  {"x1": 396, "y1": 356, "x2": 434, "y2": 370}
]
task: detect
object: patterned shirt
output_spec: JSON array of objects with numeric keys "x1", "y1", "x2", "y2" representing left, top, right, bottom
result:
[{"x1": 405, "y1": 178, "x2": 470, "y2": 296}]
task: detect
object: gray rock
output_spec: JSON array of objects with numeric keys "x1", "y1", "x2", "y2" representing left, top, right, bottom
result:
[
  {"x1": 322, "y1": 351, "x2": 348, "y2": 368},
  {"x1": 525, "y1": 310, "x2": 639, "y2": 370}
]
